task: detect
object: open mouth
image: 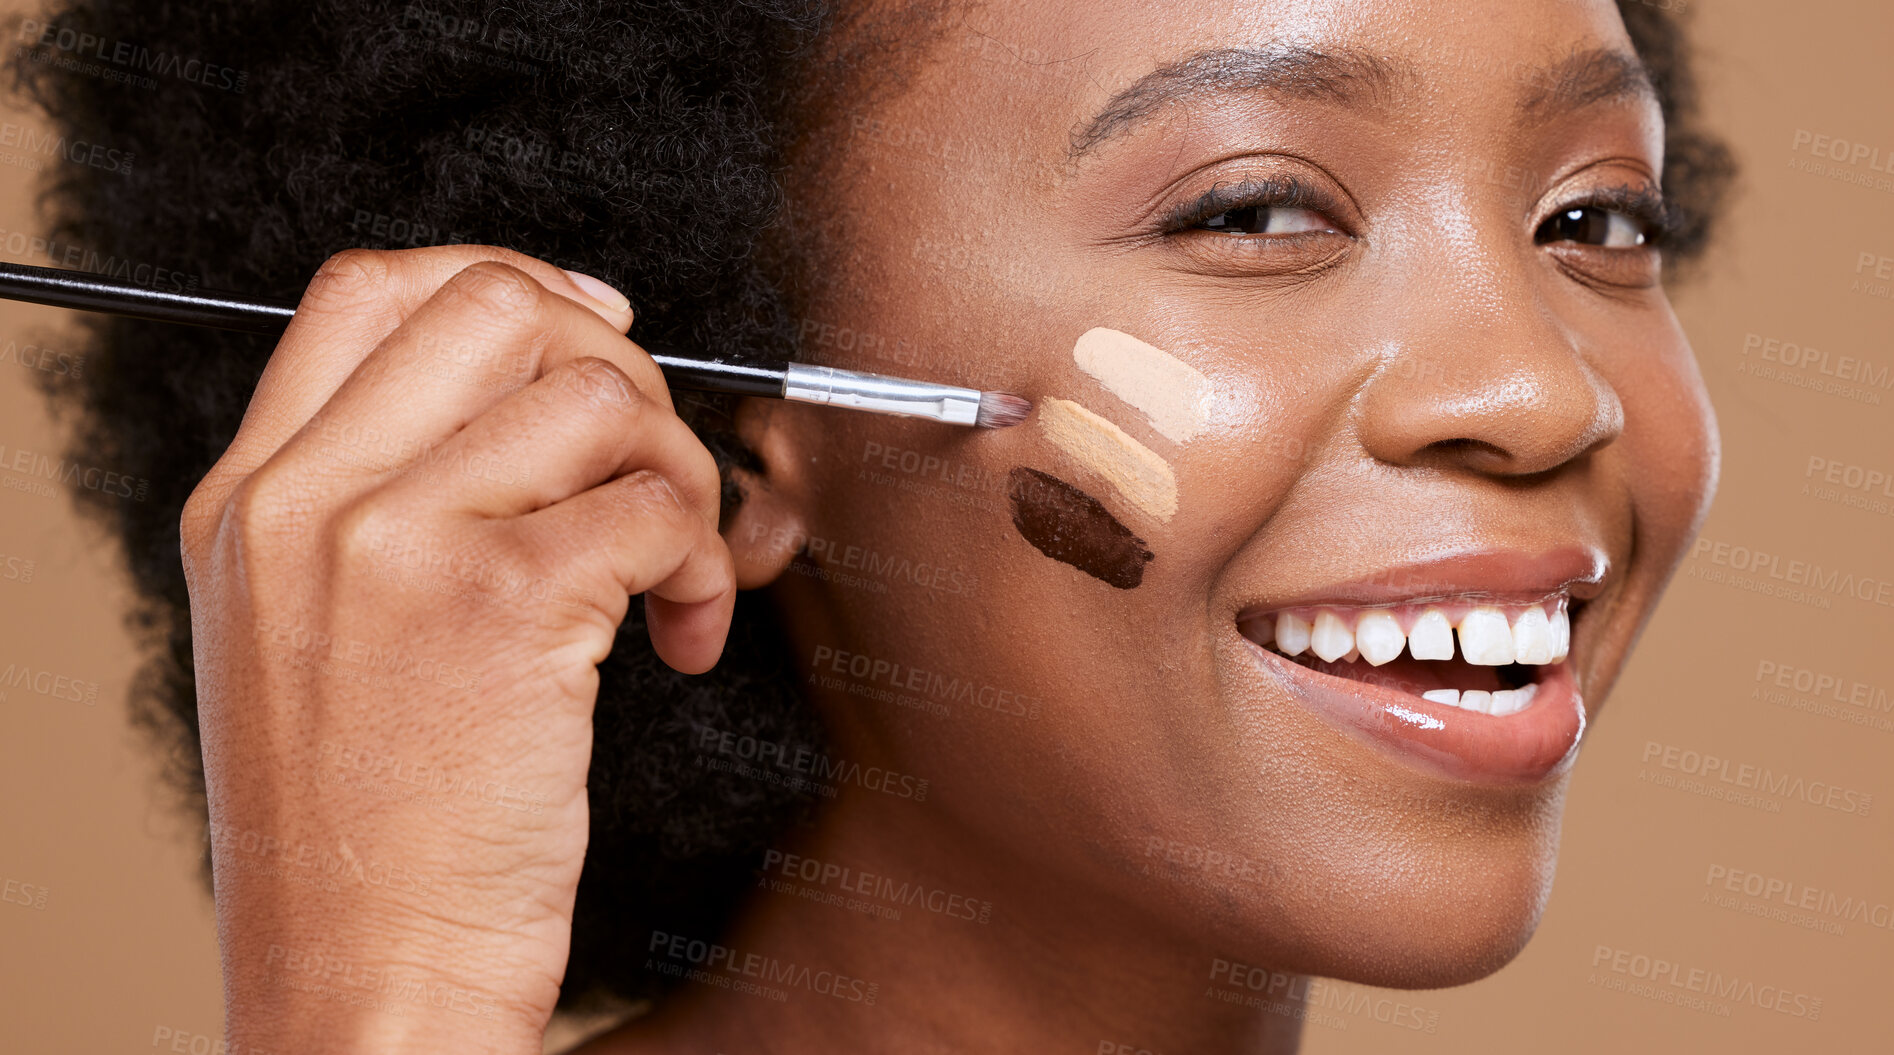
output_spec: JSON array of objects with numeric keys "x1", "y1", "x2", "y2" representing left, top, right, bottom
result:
[
  {"x1": 1227, "y1": 549, "x2": 1605, "y2": 782},
  {"x1": 1230, "y1": 588, "x2": 1590, "y2": 784},
  {"x1": 1237, "y1": 598, "x2": 1572, "y2": 717}
]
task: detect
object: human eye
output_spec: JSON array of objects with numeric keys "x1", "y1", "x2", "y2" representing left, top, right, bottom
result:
[
  {"x1": 1161, "y1": 177, "x2": 1343, "y2": 238},
  {"x1": 1534, "y1": 183, "x2": 1675, "y2": 289},
  {"x1": 1150, "y1": 174, "x2": 1353, "y2": 278},
  {"x1": 1534, "y1": 185, "x2": 1673, "y2": 249}
]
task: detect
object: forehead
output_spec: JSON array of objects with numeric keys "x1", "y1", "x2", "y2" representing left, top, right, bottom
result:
[
  {"x1": 918, "y1": 0, "x2": 1641, "y2": 143},
  {"x1": 957, "y1": 0, "x2": 1633, "y2": 74}
]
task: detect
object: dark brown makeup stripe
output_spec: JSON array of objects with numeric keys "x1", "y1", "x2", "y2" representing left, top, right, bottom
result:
[{"x1": 1007, "y1": 466, "x2": 1153, "y2": 589}]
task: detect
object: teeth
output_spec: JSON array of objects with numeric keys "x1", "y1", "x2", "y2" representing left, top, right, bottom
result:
[
  {"x1": 1416, "y1": 684, "x2": 1539, "y2": 716},
  {"x1": 1310, "y1": 610, "x2": 1354, "y2": 663},
  {"x1": 1512, "y1": 607, "x2": 1554, "y2": 665},
  {"x1": 1276, "y1": 612, "x2": 1311, "y2": 657},
  {"x1": 1457, "y1": 607, "x2": 1516, "y2": 666},
  {"x1": 1407, "y1": 608, "x2": 1455, "y2": 660},
  {"x1": 1491, "y1": 684, "x2": 1539, "y2": 715},
  {"x1": 1247, "y1": 598, "x2": 1573, "y2": 684},
  {"x1": 1354, "y1": 610, "x2": 1405, "y2": 666},
  {"x1": 1246, "y1": 599, "x2": 1557, "y2": 716}
]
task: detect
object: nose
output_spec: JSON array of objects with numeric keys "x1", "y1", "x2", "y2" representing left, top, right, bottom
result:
[{"x1": 1353, "y1": 277, "x2": 1624, "y2": 478}]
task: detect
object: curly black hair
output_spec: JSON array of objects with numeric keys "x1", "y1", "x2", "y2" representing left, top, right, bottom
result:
[{"x1": 7, "y1": 0, "x2": 1732, "y2": 1011}]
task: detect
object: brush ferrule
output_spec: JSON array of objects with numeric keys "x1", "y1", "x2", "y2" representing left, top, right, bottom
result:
[{"x1": 782, "y1": 363, "x2": 982, "y2": 426}]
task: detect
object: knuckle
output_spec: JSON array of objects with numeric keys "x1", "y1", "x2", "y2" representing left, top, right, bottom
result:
[
  {"x1": 326, "y1": 494, "x2": 406, "y2": 570},
  {"x1": 179, "y1": 465, "x2": 315, "y2": 574},
  {"x1": 620, "y1": 469, "x2": 690, "y2": 521},
  {"x1": 225, "y1": 466, "x2": 309, "y2": 541},
  {"x1": 301, "y1": 248, "x2": 392, "y2": 313},
  {"x1": 443, "y1": 260, "x2": 543, "y2": 317},
  {"x1": 551, "y1": 356, "x2": 644, "y2": 413},
  {"x1": 442, "y1": 243, "x2": 541, "y2": 271},
  {"x1": 179, "y1": 476, "x2": 227, "y2": 557},
  {"x1": 681, "y1": 441, "x2": 722, "y2": 507}
]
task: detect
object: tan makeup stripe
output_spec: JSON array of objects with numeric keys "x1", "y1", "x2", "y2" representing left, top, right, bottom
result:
[
  {"x1": 1072, "y1": 327, "x2": 1209, "y2": 443},
  {"x1": 1035, "y1": 397, "x2": 1178, "y2": 522}
]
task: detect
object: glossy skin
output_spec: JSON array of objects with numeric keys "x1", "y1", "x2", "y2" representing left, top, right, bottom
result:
[{"x1": 184, "y1": 1, "x2": 1715, "y2": 1053}]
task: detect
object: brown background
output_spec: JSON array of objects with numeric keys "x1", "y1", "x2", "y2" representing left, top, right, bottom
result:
[{"x1": 3, "y1": 1, "x2": 1890, "y2": 1051}]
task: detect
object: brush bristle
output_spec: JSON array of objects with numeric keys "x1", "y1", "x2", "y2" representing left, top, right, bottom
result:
[{"x1": 975, "y1": 391, "x2": 1032, "y2": 429}]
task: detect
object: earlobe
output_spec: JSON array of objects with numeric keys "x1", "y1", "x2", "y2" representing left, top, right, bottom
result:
[{"x1": 720, "y1": 397, "x2": 811, "y2": 590}]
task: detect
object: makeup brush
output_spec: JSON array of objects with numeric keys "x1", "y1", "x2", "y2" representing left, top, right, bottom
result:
[{"x1": 0, "y1": 262, "x2": 1033, "y2": 429}]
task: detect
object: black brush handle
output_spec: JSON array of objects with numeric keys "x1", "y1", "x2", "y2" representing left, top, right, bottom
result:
[
  {"x1": 0, "y1": 260, "x2": 295, "y2": 333},
  {"x1": 0, "y1": 261, "x2": 786, "y2": 397}
]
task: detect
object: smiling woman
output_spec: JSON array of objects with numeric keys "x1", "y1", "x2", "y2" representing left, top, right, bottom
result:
[{"x1": 13, "y1": 0, "x2": 1731, "y2": 1052}]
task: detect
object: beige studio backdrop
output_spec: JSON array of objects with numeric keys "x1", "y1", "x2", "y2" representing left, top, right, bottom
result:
[{"x1": 2, "y1": 1, "x2": 1891, "y2": 1051}]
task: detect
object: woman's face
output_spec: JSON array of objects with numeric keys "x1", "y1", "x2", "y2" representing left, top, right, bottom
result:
[{"x1": 732, "y1": 0, "x2": 1716, "y2": 985}]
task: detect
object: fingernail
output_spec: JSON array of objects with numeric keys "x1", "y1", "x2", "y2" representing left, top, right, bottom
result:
[{"x1": 562, "y1": 269, "x2": 631, "y2": 314}]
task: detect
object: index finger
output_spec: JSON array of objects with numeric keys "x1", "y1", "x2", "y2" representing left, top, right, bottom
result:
[{"x1": 217, "y1": 245, "x2": 633, "y2": 480}]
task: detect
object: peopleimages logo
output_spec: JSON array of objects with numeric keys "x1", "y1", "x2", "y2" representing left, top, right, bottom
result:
[
  {"x1": 1208, "y1": 959, "x2": 1439, "y2": 1033},
  {"x1": 1688, "y1": 536, "x2": 1894, "y2": 609},
  {"x1": 1705, "y1": 863, "x2": 1894, "y2": 934},
  {"x1": 1591, "y1": 945, "x2": 1823, "y2": 1019},
  {"x1": 1640, "y1": 740, "x2": 1873, "y2": 815},
  {"x1": 0, "y1": 120, "x2": 133, "y2": 174},
  {"x1": 0, "y1": 662, "x2": 98, "y2": 705},
  {"x1": 759, "y1": 849, "x2": 994, "y2": 924},
  {"x1": 808, "y1": 644, "x2": 1042, "y2": 720},
  {"x1": 15, "y1": 19, "x2": 247, "y2": 92},
  {"x1": 1791, "y1": 129, "x2": 1894, "y2": 173},
  {"x1": 1754, "y1": 659, "x2": 1890, "y2": 710},
  {"x1": 693, "y1": 723, "x2": 931, "y2": 801},
  {"x1": 1740, "y1": 332, "x2": 1892, "y2": 390},
  {"x1": 0, "y1": 228, "x2": 194, "y2": 293},
  {"x1": 647, "y1": 930, "x2": 879, "y2": 1005}
]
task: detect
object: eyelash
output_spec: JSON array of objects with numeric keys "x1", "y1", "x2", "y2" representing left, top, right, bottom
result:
[
  {"x1": 1545, "y1": 183, "x2": 1677, "y2": 246},
  {"x1": 1156, "y1": 176, "x2": 1337, "y2": 235},
  {"x1": 1157, "y1": 177, "x2": 1676, "y2": 247}
]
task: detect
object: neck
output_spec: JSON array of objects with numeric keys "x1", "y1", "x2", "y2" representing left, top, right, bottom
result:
[{"x1": 595, "y1": 790, "x2": 1306, "y2": 1055}]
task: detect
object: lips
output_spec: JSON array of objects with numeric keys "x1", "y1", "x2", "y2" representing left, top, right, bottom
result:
[{"x1": 1232, "y1": 550, "x2": 1600, "y2": 784}]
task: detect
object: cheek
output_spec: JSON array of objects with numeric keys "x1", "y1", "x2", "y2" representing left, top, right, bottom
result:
[{"x1": 1618, "y1": 329, "x2": 1721, "y2": 553}]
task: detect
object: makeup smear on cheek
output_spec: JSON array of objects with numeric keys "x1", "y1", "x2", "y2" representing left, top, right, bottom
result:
[
  {"x1": 1035, "y1": 397, "x2": 1178, "y2": 521},
  {"x1": 1010, "y1": 326, "x2": 1197, "y2": 585},
  {"x1": 1072, "y1": 327, "x2": 1211, "y2": 443},
  {"x1": 1007, "y1": 467, "x2": 1153, "y2": 589}
]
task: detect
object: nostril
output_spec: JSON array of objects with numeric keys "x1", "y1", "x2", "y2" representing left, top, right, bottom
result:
[
  {"x1": 1415, "y1": 437, "x2": 1511, "y2": 471},
  {"x1": 1425, "y1": 438, "x2": 1505, "y2": 457}
]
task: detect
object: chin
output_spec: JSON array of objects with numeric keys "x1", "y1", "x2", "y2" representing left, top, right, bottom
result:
[
  {"x1": 1147, "y1": 758, "x2": 1568, "y2": 992},
  {"x1": 1256, "y1": 814, "x2": 1564, "y2": 990},
  {"x1": 1313, "y1": 876, "x2": 1552, "y2": 989}
]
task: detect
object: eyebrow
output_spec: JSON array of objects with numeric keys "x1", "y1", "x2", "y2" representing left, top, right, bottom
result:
[
  {"x1": 1520, "y1": 46, "x2": 1656, "y2": 118},
  {"x1": 1070, "y1": 44, "x2": 1396, "y2": 158},
  {"x1": 1068, "y1": 43, "x2": 1656, "y2": 161}
]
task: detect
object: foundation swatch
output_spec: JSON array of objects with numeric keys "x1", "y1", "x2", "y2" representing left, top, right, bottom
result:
[
  {"x1": 1072, "y1": 327, "x2": 1210, "y2": 443},
  {"x1": 1036, "y1": 397, "x2": 1178, "y2": 521},
  {"x1": 1008, "y1": 467, "x2": 1153, "y2": 589}
]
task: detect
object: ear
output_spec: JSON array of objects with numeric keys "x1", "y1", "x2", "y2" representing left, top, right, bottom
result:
[{"x1": 721, "y1": 396, "x2": 812, "y2": 590}]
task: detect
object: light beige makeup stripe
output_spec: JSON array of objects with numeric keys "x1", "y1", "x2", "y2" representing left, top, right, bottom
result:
[
  {"x1": 1036, "y1": 397, "x2": 1178, "y2": 522},
  {"x1": 1072, "y1": 327, "x2": 1210, "y2": 443}
]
